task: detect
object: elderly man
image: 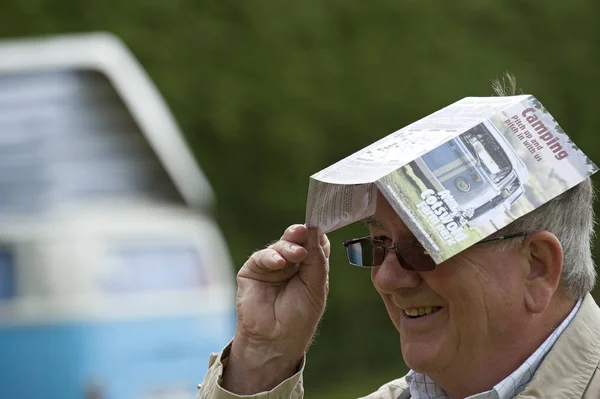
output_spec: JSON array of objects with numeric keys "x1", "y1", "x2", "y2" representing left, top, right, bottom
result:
[{"x1": 197, "y1": 176, "x2": 600, "y2": 398}]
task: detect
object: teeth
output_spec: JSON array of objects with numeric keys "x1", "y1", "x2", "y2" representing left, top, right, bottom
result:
[{"x1": 404, "y1": 306, "x2": 440, "y2": 317}]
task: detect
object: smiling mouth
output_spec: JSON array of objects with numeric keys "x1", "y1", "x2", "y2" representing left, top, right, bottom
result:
[{"x1": 403, "y1": 306, "x2": 442, "y2": 318}]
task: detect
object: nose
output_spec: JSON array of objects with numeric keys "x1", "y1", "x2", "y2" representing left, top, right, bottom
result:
[{"x1": 371, "y1": 249, "x2": 422, "y2": 293}]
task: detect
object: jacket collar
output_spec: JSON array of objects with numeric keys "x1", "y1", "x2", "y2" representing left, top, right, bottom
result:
[{"x1": 515, "y1": 293, "x2": 600, "y2": 398}]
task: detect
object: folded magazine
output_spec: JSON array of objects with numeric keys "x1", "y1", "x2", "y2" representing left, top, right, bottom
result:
[{"x1": 306, "y1": 95, "x2": 598, "y2": 264}]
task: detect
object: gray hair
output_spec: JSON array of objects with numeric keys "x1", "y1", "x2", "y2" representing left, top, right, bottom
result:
[
  {"x1": 498, "y1": 181, "x2": 597, "y2": 300},
  {"x1": 493, "y1": 73, "x2": 597, "y2": 299}
]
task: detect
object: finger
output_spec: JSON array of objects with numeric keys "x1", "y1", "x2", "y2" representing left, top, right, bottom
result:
[
  {"x1": 320, "y1": 234, "x2": 331, "y2": 258},
  {"x1": 320, "y1": 234, "x2": 331, "y2": 294},
  {"x1": 299, "y1": 228, "x2": 329, "y2": 292},
  {"x1": 280, "y1": 224, "x2": 308, "y2": 244},
  {"x1": 243, "y1": 247, "x2": 289, "y2": 274},
  {"x1": 268, "y1": 239, "x2": 308, "y2": 264}
]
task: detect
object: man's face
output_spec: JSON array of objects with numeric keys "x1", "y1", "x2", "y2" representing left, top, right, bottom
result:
[{"x1": 369, "y1": 194, "x2": 529, "y2": 375}]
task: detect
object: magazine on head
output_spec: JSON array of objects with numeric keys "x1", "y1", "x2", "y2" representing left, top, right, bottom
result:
[{"x1": 305, "y1": 95, "x2": 598, "y2": 264}]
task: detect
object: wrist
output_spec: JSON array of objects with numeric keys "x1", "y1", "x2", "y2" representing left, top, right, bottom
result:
[{"x1": 221, "y1": 337, "x2": 304, "y2": 394}]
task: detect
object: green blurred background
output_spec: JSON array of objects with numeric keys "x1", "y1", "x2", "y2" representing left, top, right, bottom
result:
[{"x1": 1, "y1": 0, "x2": 599, "y2": 396}]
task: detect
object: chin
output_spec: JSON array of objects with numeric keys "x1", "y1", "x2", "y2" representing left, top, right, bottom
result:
[{"x1": 400, "y1": 338, "x2": 449, "y2": 374}]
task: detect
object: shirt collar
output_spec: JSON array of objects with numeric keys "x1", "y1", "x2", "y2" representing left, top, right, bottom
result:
[{"x1": 404, "y1": 298, "x2": 583, "y2": 399}]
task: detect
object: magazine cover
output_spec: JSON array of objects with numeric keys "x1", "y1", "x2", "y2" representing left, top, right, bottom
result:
[{"x1": 306, "y1": 95, "x2": 598, "y2": 264}]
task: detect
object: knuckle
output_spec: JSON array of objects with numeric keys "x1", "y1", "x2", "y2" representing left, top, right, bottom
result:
[
  {"x1": 269, "y1": 240, "x2": 289, "y2": 252},
  {"x1": 249, "y1": 249, "x2": 265, "y2": 260},
  {"x1": 283, "y1": 224, "x2": 306, "y2": 238},
  {"x1": 246, "y1": 248, "x2": 270, "y2": 266}
]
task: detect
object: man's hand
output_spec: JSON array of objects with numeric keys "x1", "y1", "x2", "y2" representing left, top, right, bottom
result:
[{"x1": 222, "y1": 224, "x2": 330, "y2": 394}]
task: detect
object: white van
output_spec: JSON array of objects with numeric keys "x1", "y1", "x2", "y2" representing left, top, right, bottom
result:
[{"x1": 0, "y1": 33, "x2": 235, "y2": 398}]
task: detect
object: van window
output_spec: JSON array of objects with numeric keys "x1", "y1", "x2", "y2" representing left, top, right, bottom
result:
[
  {"x1": 462, "y1": 125, "x2": 512, "y2": 184},
  {"x1": 0, "y1": 70, "x2": 182, "y2": 216},
  {"x1": 0, "y1": 249, "x2": 15, "y2": 299},
  {"x1": 102, "y1": 244, "x2": 205, "y2": 294}
]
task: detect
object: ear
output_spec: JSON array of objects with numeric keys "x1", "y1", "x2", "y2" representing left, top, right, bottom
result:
[{"x1": 522, "y1": 231, "x2": 563, "y2": 314}]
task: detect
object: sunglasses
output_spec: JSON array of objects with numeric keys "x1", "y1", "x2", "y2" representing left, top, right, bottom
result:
[{"x1": 343, "y1": 232, "x2": 527, "y2": 271}]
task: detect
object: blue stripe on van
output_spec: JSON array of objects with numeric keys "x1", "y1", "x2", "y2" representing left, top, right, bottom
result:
[{"x1": 0, "y1": 310, "x2": 235, "y2": 398}]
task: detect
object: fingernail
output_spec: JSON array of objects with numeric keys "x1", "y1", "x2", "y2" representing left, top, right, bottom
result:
[
  {"x1": 273, "y1": 254, "x2": 283, "y2": 262},
  {"x1": 290, "y1": 225, "x2": 297, "y2": 232},
  {"x1": 290, "y1": 244, "x2": 299, "y2": 252}
]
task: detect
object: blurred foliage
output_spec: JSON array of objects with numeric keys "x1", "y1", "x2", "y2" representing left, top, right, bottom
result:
[{"x1": 1, "y1": 0, "x2": 600, "y2": 394}]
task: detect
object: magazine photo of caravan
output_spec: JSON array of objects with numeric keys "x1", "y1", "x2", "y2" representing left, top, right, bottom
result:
[{"x1": 411, "y1": 121, "x2": 529, "y2": 227}]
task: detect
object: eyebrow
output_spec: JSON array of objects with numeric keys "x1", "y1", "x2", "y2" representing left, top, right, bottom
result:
[
  {"x1": 363, "y1": 217, "x2": 417, "y2": 243},
  {"x1": 362, "y1": 216, "x2": 384, "y2": 230}
]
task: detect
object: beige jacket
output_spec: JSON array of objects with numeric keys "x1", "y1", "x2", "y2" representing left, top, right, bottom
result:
[{"x1": 197, "y1": 294, "x2": 600, "y2": 398}]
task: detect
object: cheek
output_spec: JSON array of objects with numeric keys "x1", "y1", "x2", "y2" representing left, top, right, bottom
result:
[
  {"x1": 371, "y1": 269, "x2": 402, "y2": 328},
  {"x1": 370, "y1": 267, "x2": 378, "y2": 285},
  {"x1": 425, "y1": 253, "x2": 509, "y2": 297},
  {"x1": 426, "y1": 259, "x2": 524, "y2": 336},
  {"x1": 383, "y1": 297, "x2": 402, "y2": 329},
  {"x1": 422, "y1": 262, "x2": 490, "y2": 326}
]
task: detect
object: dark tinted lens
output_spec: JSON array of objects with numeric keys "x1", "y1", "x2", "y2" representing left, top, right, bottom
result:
[
  {"x1": 395, "y1": 242, "x2": 436, "y2": 271},
  {"x1": 346, "y1": 239, "x2": 385, "y2": 267}
]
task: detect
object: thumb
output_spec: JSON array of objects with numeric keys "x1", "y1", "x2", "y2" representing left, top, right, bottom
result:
[{"x1": 299, "y1": 228, "x2": 329, "y2": 292}]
